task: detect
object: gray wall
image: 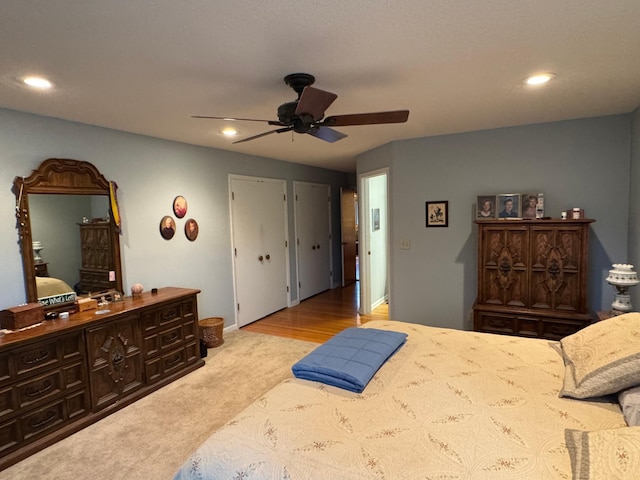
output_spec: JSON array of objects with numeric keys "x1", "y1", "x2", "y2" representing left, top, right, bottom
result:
[
  {"x1": 358, "y1": 114, "x2": 633, "y2": 330},
  {"x1": 630, "y1": 107, "x2": 640, "y2": 308},
  {"x1": 0, "y1": 108, "x2": 349, "y2": 327}
]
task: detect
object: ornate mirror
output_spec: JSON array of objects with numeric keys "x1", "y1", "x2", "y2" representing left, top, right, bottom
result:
[{"x1": 13, "y1": 158, "x2": 123, "y2": 309}]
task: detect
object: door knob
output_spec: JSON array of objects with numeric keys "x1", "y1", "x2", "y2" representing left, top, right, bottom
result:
[
  {"x1": 258, "y1": 255, "x2": 264, "y2": 262},
  {"x1": 265, "y1": 254, "x2": 270, "y2": 260}
]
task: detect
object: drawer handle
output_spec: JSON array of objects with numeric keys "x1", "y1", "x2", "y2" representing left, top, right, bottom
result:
[
  {"x1": 161, "y1": 308, "x2": 178, "y2": 320},
  {"x1": 498, "y1": 258, "x2": 511, "y2": 276},
  {"x1": 547, "y1": 259, "x2": 561, "y2": 279},
  {"x1": 162, "y1": 332, "x2": 179, "y2": 344},
  {"x1": 22, "y1": 349, "x2": 50, "y2": 365},
  {"x1": 166, "y1": 353, "x2": 182, "y2": 367},
  {"x1": 25, "y1": 380, "x2": 53, "y2": 398},
  {"x1": 29, "y1": 410, "x2": 56, "y2": 429}
]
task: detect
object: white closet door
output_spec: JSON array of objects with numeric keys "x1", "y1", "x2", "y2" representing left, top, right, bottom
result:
[
  {"x1": 230, "y1": 176, "x2": 288, "y2": 327},
  {"x1": 294, "y1": 182, "x2": 331, "y2": 301}
]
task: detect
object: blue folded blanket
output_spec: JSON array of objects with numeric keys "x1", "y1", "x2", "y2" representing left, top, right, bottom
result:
[{"x1": 291, "y1": 327, "x2": 408, "y2": 393}]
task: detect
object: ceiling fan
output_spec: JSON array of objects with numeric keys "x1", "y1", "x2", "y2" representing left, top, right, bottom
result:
[{"x1": 192, "y1": 73, "x2": 409, "y2": 144}]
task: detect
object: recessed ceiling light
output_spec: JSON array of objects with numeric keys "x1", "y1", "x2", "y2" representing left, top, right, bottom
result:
[
  {"x1": 222, "y1": 127, "x2": 239, "y2": 137},
  {"x1": 525, "y1": 73, "x2": 556, "y2": 86},
  {"x1": 23, "y1": 76, "x2": 53, "y2": 89}
]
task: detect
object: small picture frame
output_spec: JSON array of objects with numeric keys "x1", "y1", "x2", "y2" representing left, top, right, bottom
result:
[
  {"x1": 372, "y1": 208, "x2": 380, "y2": 231},
  {"x1": 497, "y1": 194, "x2": 520, "y2": 218},
  {"x1": 185, "y1": 218, "x2": 199, "y2": 241},
  {"x1": 173, "y1": 195, "x2": 187, "y2": 219},
  {"x1": 521, "y1": 193, "x2": 539, "y2": 219},
  {"x1": 426, "y1": 201, "x2": 448, "y2": 227},
  {"x1": 160, "y1": 215, "x2": 176, "y2": 240},
  {"x1": 476, "y1": 195, "x2": 497, "y2": 219}
]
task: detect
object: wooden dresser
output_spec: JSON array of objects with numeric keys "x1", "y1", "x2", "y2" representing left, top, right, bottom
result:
[
  {"x1": 473, "y1": 219, "x2": 594, "y2": 340},
  {"x1": 0, "y1": 287, "x2": 203, "y2": 471},
  {"x1": 78, "y1": 223, "x2": 117, "y2": 293}
]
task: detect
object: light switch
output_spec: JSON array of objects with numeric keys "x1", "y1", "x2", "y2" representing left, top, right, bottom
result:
[{"x1": 400, "y1": 240, "x2": 411, "y2": 250}]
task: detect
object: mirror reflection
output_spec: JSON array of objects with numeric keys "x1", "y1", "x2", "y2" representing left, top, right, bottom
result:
[{"x1": 29, "y1": 194, "x2": 111, "y2": 304}]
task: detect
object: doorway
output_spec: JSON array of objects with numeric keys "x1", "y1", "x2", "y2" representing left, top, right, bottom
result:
[
  {"x1": 340, "y1": 187, "x2": 357, "y2": 287},
  {"x1": 358, "y1": 169, "x2": 389, "y2": 315}
]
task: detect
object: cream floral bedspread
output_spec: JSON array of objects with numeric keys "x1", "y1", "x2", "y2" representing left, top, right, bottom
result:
[{"x1": 174, "y1": 320, "x2": 625, "y2": 480}]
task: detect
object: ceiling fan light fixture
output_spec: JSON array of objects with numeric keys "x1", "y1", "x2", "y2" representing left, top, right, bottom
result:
[
  {"x1": 23, "y1": 76, "x2": 53, "y2": 89},
  {"x1": 525, "y1": 73, "x2": 556, "y2": 86}
]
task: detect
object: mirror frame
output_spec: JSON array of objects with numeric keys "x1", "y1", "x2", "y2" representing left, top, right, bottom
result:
[{"x1": 13, "y1": 158, "x2": 123, "y2": 308}]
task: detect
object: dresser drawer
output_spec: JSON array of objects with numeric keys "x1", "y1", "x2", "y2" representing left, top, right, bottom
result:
[
  {"x1": 0, "y1": 417, "x2": 19, "y2": 456},
  {"x1": 474, "y1": 311, "x2": 516, "y2": 335},
  {"x1": 140, "y1": 301, "x2": 183, "y2": 334},
  {"x1": 21, "y1": 399, "x2": 66, "y2": 442},
  {"x1": 12, "y1": 332, "x2": 84, "y2": 380},
  {"x1": 0, "y1": 386, "x2": 14, "y2": 419},
  {"x1": 144, "y1": 341, "x2": 198, "y2": 385}
]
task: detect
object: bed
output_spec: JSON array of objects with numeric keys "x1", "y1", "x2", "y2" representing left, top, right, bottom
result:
[
  {"x1": 175, "y1": 317, "x2": 640, "y2": 479},
  {"x1": 36, "y1": 276, "x2": 76, "y2": 307}
]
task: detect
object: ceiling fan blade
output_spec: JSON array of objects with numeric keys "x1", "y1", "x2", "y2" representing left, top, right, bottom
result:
[
  {"x1": 322, "y1": 110, "x2": 410, "y2": 127},
  {"x1": 295, "y1": 86, "x2": 338, "y2": 121},
  {"x1": 308, "y1": 126, "x2": 348, "y2": 143},
  {"x1": 192, "y1": 115, "x2": 282, "y2": 124},
  {"x1": 232, "y1": 127, "x2": 291, "y2": 144}
]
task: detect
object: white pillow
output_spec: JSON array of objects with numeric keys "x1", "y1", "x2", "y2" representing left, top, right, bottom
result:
[
  {"x1": 565, "y1": 426, "x2": 640, "y2": 479},
  {"x1": 560, "y1": 312, "x2": 640, "y2": 399},
  {"x1": 619, "y1": 386, "x2": 640, "y2": 426}
]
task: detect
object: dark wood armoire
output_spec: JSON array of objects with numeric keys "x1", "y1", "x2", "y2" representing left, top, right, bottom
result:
[
  {"x1": 473, "y1": 218, "x2": 594, "y2": 340},
  {"x1": 79, "y1": 222, "x2": 116, "y2": 293}
]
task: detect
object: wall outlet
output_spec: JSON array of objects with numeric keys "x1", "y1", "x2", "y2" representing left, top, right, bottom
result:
[{"x1": 400, "y1": 240, "x2": 411, "y2": 250}]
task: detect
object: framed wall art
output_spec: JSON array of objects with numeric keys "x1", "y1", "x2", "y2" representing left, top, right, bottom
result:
[
  {"x1": 426, "y1": 201, "x2": 448, "y2": 227},
  {"x1": 160, "y1": 215, "x2": 176, "y2": 240},
  {"x1": 173, "y1": 195, "x2": 187, "y2": 218},
  {"x1": 372, "y1": 208, "x2": 380, "y2": 231},
  {"x1": 185, "y1": 218, "x2": 199, "y2": 241}
]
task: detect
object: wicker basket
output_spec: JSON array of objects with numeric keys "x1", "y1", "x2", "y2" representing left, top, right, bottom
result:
[{"x1": 200, "y1": 317, "x2": 224, "y2": 348}]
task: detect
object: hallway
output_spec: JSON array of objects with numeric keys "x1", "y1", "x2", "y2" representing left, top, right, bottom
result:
[{"x1": 241, "y1": 282, "x2": 388, "y2": 343}]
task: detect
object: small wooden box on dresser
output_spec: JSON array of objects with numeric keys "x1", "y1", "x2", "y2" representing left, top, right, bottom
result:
[
  {"x1": 0, "y1": 287, "x2": 203, "y2": 471},
  {"x1": 473, "y1": 219, "x2": 594, "y2": 340}
]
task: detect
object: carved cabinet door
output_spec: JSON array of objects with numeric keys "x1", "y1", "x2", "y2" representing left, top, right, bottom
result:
[
  {"x1": 479, "y1": 226, "x2": 529, "y2": 308},
  {"x1": 86, "y1": 315, "x2": 143, "y2": 411},
  {"x1": 529, "y1": 225, "x2": 583, "y2": 313}
]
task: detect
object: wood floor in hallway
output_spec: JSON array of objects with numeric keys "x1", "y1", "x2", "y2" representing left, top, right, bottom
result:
[{"x1": 241, "y1": 282, "x2": 388, "y2": 343}]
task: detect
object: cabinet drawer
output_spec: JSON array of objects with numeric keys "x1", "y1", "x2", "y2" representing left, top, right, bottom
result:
[
  {"x1": 0, "y1": 417, "x2": 19, "y2": 456},
  {"x1": 144, "y1": 341, "x2": 198, "y2": 385},
  {"x1": 21, "y1": 399, "x2": 65, "y2": 442},
  {"x1": 475, "y1": 312, "x2": 515, "y2": 335},
  {"x1": 0, "y1": 352, "x2": 10, "y2": 386},
  {"x1": 140, "y1": 301, "x2": 183, "y2": 334},
  {"x1": 12, "y1": 332, "x2": 83, "y2": 379},
  {"x1": 0, "y1": 386, "x2": 14, "y2": 419},
  {"x1": 541, "y1": 320, "x2": 585, "y2": 340},
  {"x1": 16, "y1": 361, "x2": 86, "y2": 410},
  {"x1": 17, "y1": 370, "x2": 63, "y2": 410}
]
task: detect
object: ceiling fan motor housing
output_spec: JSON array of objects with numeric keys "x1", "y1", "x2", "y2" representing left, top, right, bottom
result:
[{"x1": 277, "y1": 101, "x2": 314, "y2": 133}]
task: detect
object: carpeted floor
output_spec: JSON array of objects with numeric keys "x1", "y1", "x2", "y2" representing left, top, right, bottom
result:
[{"x1": 0, "y1": 330, "x2": 317, "y2": 480}]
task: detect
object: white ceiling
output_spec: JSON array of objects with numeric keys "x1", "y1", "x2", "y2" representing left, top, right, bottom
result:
[{"x1": 2, "y1": 1, "x2": 639, "y2": 173}]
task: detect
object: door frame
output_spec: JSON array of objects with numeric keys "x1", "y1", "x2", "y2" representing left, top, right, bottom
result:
[
  {"x1": 228, "y1": 174, "x2": 291, "y2": 328},
  {"x1": 358, "y1": 168, "x2": 390, "y2": 315}
]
